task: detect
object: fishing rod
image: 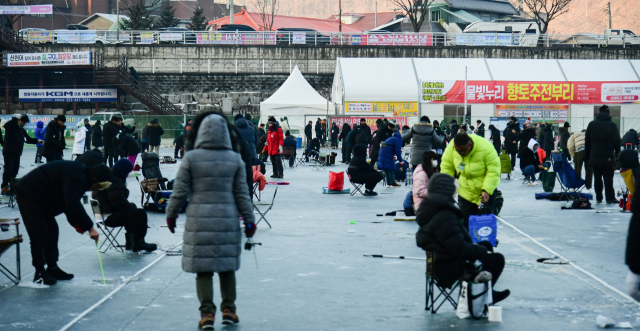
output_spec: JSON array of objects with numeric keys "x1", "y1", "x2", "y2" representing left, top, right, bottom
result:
[{"x1": 364, "y1": 254, "x2": 426, "y2": 261}]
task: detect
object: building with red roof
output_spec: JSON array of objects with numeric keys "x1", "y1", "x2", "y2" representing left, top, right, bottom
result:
[{"x1": 208, "y1": 8, "x2": 363, "y2": 32}]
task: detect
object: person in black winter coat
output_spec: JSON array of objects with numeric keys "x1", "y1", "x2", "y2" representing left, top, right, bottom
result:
[
  {"x1": 103, "y1": 116, "x2": 122, "y2": 167},
  {"x1": 542, "y1": 123, "x2": 555, "y2": 160},
  {"x1": 234, "y1": 114, "x2": 258, "y2": 161},
  {"x1": 503, "y1": 117, "x2": 520, "y2": 170},
  {"x1": 518, "y1": 124, "x2": 537, "y2": 157},
  {"x1": 475, "y1": 120, "x2": 486, "y2": 137},
  {"x1": 449, "y1": 120, "x2": 460, "y2": 141},
  {"x1": 147, "y1": 119, "x2": 164, "y2": 154},
  {"x1": 83, "y1": 119, "x2": 92, "y2": 152},
  {"x1": 1, "y1": 115, "x2": 39, "y2": 190},
  {"x1": 347, "y1": 144, "x2": 384, "y2": 195},
  {"x1": 489, "y1": 124, "x2": 501, "y2": 154},
  {"x1": 585, "y1": 105, "x2": 621, "y2": 203},
  {"x1": 15, "y1": 161, "x2": 111, "y2": 285},
  {"x1": 330, "y1": 123, "x2": 340, "y2": 149},
  {"x1": 621, "y1": 129, "x2": 640, "y2": 150},
  {"x1": 315, "y1": 119, "x2": 322, "y2": 141},
  {"x1": 42, "y1": 115, "x2": 67, "y2": 163},
  {"x1": 258, "y1": 123, "x2": 266, "y2": 138},
  {"x1": 115, "y1": 133, "x2": 141, "y2": 159},
  {"x1": 92, "y1": 159, "x2": 156, "y2": 253},
  {"x1": 338, "y1": 123, "x2": 352, "y2": 163},
  {"x1": 354, "y1": 118, "x2": 372, "y2": 147},
  {"x1": 432, "y1": 120, "x2": 446, "y2": 153},
  {"x1": 371, "y1": 121, "x2": 393, "y2": 166},
  {"x1": 257, "y1": 134, "x2": 268, "y2": 162},
  {"x1": 415, "y1": 173, "x2": 510, "y2": 303},
  {"x1": 305, "y1": 138, "x2": 321, "y2": 161},
  {"x1": 174, "y1": 132, "x2": 186, "y2": 159},
  {"x1": 92, "y1": 120, "x2": 103, "y2": 148}
]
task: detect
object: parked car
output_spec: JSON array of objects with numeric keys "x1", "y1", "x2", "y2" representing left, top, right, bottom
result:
[
  {"x1": 158, "y1": 27, "x2": 197, "y2": 44},
  {"x1": 276, "y1": 28, "x2": 330, "y2": 45},
  {"x1": 213, "y1": 24, "x2": 256, "y2": 32},
  {"x1": 558, "y1": 29, "x2": 640, "y2": 48}
]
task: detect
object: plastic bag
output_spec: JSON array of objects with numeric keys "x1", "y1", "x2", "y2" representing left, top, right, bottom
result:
[{"x1": 328, "y1": 171, "x2": 344, "y2": 191}]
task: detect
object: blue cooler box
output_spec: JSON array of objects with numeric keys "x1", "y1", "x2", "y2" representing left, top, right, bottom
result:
[
  {"x1": 296, "y1": 137, "x2": 302, "y2": 149},
  {"x1": 468, "y1": 214, "x2": 498, "y2": 247}
]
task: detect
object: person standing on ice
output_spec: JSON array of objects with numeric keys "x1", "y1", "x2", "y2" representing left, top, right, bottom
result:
[
  {"x1": 617, "y1": 149, "x2": 640, "y2": 301},
  {"x1": 585, "y1": 105, "x2": 620, "y2": 204},
  {"x1": 165, "y1": 112, "x2": 256, "y2": 329}
]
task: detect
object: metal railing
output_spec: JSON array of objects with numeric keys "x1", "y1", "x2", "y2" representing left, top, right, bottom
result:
[{"x1": 18, "y1": 29, "x2": 640, "y2": 48}]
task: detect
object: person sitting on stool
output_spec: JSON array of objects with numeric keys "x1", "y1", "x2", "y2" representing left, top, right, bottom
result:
[
  {"x1": 92, "y1": 159, "x2": 157, "y2": 253},
  {"x1": 283, "y1": 131, "x2": 297, "y2": 167},
  {"x1": 347, "y1": 144, "x2": 384, "y2": 196},
  {"x1": 305, "y1": 137, "x2": 320, "y2": 162}
]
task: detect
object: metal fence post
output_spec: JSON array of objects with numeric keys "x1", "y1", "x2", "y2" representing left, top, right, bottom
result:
[
  {"x1": 263, "y1": 59, "x2": 265, "y2": 74},
  {"x1": 235, "y1": 59, "x2": 238, "y2": 74},
  {"x1": 180, "y1": 59, "x2": 183, "y2": 73}
]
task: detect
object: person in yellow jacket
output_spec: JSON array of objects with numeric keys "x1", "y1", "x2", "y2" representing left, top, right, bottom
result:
[{"x1": 440, "y1": 132, "x2": 501, "y2": 226}]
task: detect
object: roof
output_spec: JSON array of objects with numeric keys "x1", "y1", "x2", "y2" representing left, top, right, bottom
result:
[
  {"x1": 338, "y1": 58, "x2": 419, "y2": 102},
  {"x1": 208, "y1": 9, "x2": 363, "y2": 32},
  {"x1": 327, "y1": 12, "x2": 399, "y2": 30},
  {"x1": 441, "y1": 8, "x2": 482, "y2": 23},
  {"x1": 79, "y1": 13, "x2": 130, "y2": 30},
  {"x1": 444, "y1": 0, "x2": 519, "y2": 15},
  {"x1": 261, "y1": 66, "x2": 329, "y2": 113},
  {"x1": 558, "y1": 60, "x2": 639, "y2": 81}
]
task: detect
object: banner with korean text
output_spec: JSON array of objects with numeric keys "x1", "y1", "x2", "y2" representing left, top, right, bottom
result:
[
  {"x1": 330, "y1": 116, "x2": 409, "y2": 128},
  {"x1": 345, "y1": 101, "x2": 418, "y2": 113},
  {"x1": 19, "y1": 89, "x2": 117, "y2": 102},
  {"x1": 420, "y1": 80, "x2": 640, "y2": 104},
  {"x1": 7, "y1": 51, "x2": 91, "y2": 67}
]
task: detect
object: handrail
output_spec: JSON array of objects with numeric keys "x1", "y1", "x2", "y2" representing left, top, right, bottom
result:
[
  {"x1": 15, "y1": 28, "x2": 640, "y2": 48},
  {"x1": 0, "y1": 27, "x2": 39, "y2": 53}
]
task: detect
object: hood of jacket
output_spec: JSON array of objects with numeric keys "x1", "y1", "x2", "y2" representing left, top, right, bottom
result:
[
  {"x1": 393, "y1": 132, "x2": 401, "y2": 139},
  {"x1": 528, "y1": 138, "x2": 539, "y2": 152},
  {"x1": 195, "y1": 115, "x2": 232, "y2": 150},
  {"x1": 596, "y1": 111, "x2": 612, "y2": 121},
  {"x1": 148, "y1": 122, "x2": 161, "y2": 128},
  {"x1": 353, "y1": 144, "x2": 367, "y2": 157},
  {"x1": 412, "y1": 122, "x2": 434, "y2": 134},
  {"x1": 36, "y1": 121, "x2": 44, "y2": 128},
  {"x1": 416, "y1": 194, "x2": 463, "y2": 228},
  {"x1": 234, "y1": 117, "x2": 249, "y2": 129}
]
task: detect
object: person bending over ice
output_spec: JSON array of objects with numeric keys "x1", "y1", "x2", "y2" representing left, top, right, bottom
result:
[{"x1": 347, "y1": 144, "x2": 384, "y2": 196}]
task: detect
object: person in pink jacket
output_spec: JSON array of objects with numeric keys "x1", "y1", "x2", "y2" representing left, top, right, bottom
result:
[{"x1": 413, "y1": 150, "x2": 439, "y2": 214}]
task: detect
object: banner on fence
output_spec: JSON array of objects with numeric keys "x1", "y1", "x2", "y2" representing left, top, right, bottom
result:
[
  {"x1": 57, "y1": 30, "x2": 96, "y2": 44},
  {"x1": 345, "y1": 101, "x2": 418, "y2": 113},
  {"x1": 105, "y1": 31, "x2": 131, "y2": 42},
  {"x1": 0, "y1": 5, "x2": 52, "y2": 14},
  {"x1": 292, "y1": 33, "x2": 306, "y2": 44},
  {"x1": 242, "y1": 33, "x2": 275, "y2": 44},
  {"x1": 198, "y1": 33, "x2": 236, "y2": 44},
  {"x1": 420, "y1": 80, "x2": 640, "y2": 104},
  {"x1": 19, "y1": 88, "x2": 117, "y2": 102},
  {"x1": 160, "y1": 32, "x2": 183, "y2": 41},
  {"x1": 330, "y1": 33, "x2": 433, "y2": 46},
  {"x1": 140, "y1": 31, "x2": 154, "y2": 44},
  {"x1": 27, "y1": 31, "x2": 52, "y2": 43},
  {"x1": 456, "y1": 34, "x2": 518, "y2": 46},
  {"x1": 329, "y1": 116, "x2": 409, "y2": 128},
  {"x1": 7, "y1": 51, "x2": 91, "y2": 67}
]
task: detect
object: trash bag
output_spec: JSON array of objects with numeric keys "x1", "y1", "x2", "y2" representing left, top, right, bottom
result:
[
  {"x1": 328, "y1": 171, "x2": 344, "y2": 191},
  {"x1": 541, "y1": 171, "x2": 555, "y2": 193}
]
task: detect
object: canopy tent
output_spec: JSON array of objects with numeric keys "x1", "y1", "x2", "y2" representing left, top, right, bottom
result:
[{"x1": 260, "y1": 66, "x2": 333, "y2": 136}]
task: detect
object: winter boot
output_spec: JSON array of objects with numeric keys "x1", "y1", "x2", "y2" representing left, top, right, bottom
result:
[
  {"x1": 132, "y1": 239, "x2": 157, "y2": 253},
  {"x1": 125, "y1": 232, "x2": 134, "y2": 251},
  {"x1": 198, "y1": 313, "x2": 214, "y2": 329},
  {"x1": 47, "y1": 266, "x2": 74, "y2": 280},
  {"x1": 492, "y1": 289, "x2": 511, "y2": 304},
  {"x1": 222, "y1": 309, "x2": 239, "y2": 325},
  {"x1": 34, "y1": 270, "x2": 57, "y2": 285}
]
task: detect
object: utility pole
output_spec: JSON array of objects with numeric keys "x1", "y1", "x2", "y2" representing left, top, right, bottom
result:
[
  {"x1": 339, "y1": 0, "x2": 342, "y2": 33},
  {"x1": 375, "y1": 1, "x2": 377, "y2": 27},
  {"x1": 116, "y1": 0, "x2": 119, "y2": 43},
  {"x1": 607, "y1": 2, "x2": 611, "y2": 29},
  {"x1": 230, "y1": 0, "x2": 235, "y2": 24}
]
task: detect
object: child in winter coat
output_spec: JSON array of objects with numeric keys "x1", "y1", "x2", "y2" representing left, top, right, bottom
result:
[
  {"x1": 166, "y1": 112, "x2": 256, "y2": 329},
  {"x1": 377, "y1": 132, "x2": 405, "y2": 187},
  {"x1": 34, "y1": 121, "x2": 45, "y2": 163}
]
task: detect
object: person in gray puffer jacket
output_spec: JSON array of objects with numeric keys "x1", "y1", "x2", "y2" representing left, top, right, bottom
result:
[
  {"x1": 402, "y1": 116, "x2": 444, "y2": 168},
  {"x1": 165, "y1": 113, "x2": 256, "y2": 328}
]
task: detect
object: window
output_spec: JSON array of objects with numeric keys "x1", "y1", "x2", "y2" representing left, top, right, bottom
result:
[
  {"x1": 611, "y1": 30, "x2": 620, "y2": 35},
  {"x1": 623, "y1": 30, "x2": 636, "y2": 36},
  {"x1": 525, "y1": 29, "x2": 537, "y2": 34},
  {"x1": 431, "y1": 9, "x2": 440, "y2": 22},
  {"x1": 505, "y1": 26, "x2": 512, "y2": 33}
]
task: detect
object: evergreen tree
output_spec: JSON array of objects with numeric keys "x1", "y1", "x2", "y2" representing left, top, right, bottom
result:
[
  {"x1": 158, "y1": 2, "x2": 180, "y2": 28},
  {"x1": 188, "y1": 6, "x2": 209, "y2": 31},
  {"x1": 119, "y1": 0, "x2": 160, "y2": 30}
]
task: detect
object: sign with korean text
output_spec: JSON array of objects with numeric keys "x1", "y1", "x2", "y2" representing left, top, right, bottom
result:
[
  {"x1": 140, "y1": 31, "x2": 154, "y2": 44},
  {"x1": 0, "y1": 5, "x2": 52, "y2": 14},
  {"x1": 241, "y1": 33, "x2": 275, "y2": 45},
  {"x1": 160, "y1": 33, "x2": 183, "y2": 41},
  {"x1": 345, "y1": 101, "x2": 417, "y2": 113},
  {"x1": 105, "y1": 31, "x2": 131, "y2": 42},
  {"x1": 496, "y1": 105, "x2": 569, "y2": 123},
  {"x1": 27, "y1": 31, "x2": 52, "y2": 43},
  {"x1": 420, "y1": 80, "x2": 640, "y2": 104},
  {"x1": 456, "y1": 34, "x2": 518, "y2": 46},
  {"x1": 19, "y1": 89, "x2": 117, "y2": 102},
  {"x1": 57, "y1": 30, "x2": 96, "y2": 44},
  {"x1": 7, "y1": 51, "x2": 91, "y2": 67},
  {"x1": 292, "y1": 33, "x2": 306, "y2": 44},
  {"x1": 330, "y1": 116, "x2": 409, "y2": 128}
]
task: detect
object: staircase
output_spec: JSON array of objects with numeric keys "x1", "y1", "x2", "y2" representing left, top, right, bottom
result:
[
  {"x1": 94, "y1": 54, "x2": 184, "y2": 115},
  {"x1": 0, "y1": 27, "x2": 39, "y2": 53}
]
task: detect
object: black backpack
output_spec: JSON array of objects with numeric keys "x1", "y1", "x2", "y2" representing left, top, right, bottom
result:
[{"x1": 478, "y1": 189, "x2": 503, "y2": 216}]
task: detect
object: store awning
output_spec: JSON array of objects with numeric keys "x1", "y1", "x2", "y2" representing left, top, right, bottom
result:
[{"x1": 441, "y1": 8, "x2": 481, "y2": 23}]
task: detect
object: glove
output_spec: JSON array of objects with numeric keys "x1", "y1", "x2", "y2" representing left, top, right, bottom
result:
[
  {"x1": 245, "y1": 223, "x2": 256, "y2": 238},
  {"x1": 278, "y1": 146, "x2": 283, "y2": 154},
  {"x1": 167, "y1": 217, "x2": 177, "y2": 233}
]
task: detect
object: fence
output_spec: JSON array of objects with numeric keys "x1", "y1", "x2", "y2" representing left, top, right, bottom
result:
[{"x1": 19, "y1": 30, "x2": 640, "y2": 48}]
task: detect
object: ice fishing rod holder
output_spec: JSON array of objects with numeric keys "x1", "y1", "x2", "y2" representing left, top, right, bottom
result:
[{"x1": 244, "y1": 238, "x2": 262, "y2": 251}]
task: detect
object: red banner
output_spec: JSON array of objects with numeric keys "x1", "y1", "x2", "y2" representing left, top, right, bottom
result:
[
  {"x1": 421, "y1": 80, "x2": 640, "y2": 104},
  {"x1": 330, "y1": 116, "x2": 408, "y2": 129}
]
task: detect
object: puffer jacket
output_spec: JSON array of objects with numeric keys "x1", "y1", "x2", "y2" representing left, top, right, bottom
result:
[
  {"x1": 518, "y1": 127, "x2": 537, "y2": 157},
  {"x1": 2, "y1": 117, "x2": 38, "y2": 156},
  {"x1": 347, "y1": 144, "x2": 377, "y2": 183},
  {"x1": 92, "y1": 122, "x2": 103, "y2": 148},
  {"x1": 35, "y1": 121, "x2": 45, "y2": 147},
  {"x1": 585, "y1": 111, "x2": 621, "y2": 168},
  {"x1": 440, "y1": 134, "x2": 501, "y2": 205},
  {"x1": 503, "y1": 121, "x2": 520, "y2": 153},
  {"x1": 377, "y1": 132, "x2": 405, "y2": 171},
  {"x1": 234, "y1": 117, "x2": 258, "y2": 160},
  {"x1": 475, "y1": 123, "x2": 485, "y2": 137},
  {"x1": 621, "y1": 129, "x2": 639, "y2": 149},
  {"x1": 102, "y1": 121, "x2": 120, "y2": 148},
  {"x1": 559, "y1": 127, "x2": 571, "y2": 151},
  {"x1": 415, "y1": 194, "x2": 487, "y2": 264},
  {"x1": 72, "y1": 126, "x2": 87, "y2": 155},
  {"x1": 264, "y1": 124, "x2": 284, "y2": 156},
  {"x1": 627, "y1": 168, "x2": 640, "y2": 274},
  {"x1": 519, "y1": 139, "x2": 540, "y2": 171},
  {"x1": 166, "y1": 115, "x2": 255, "y2": 274},
  {"x1": 147, "y1": 121, "x2": 164, "y2": 146},
  {"x1": 402, "y1": 122, "x2": 443, "y2": 166},
  {"x1": 91, "y1": 173, "x2": 132, "y2": 215},
  {"x1": 567, "y1": 131, "x2": 586, "y2": 158},
  {"x1": 412, "y1": 164, "x2": 430, "y2": 212}
]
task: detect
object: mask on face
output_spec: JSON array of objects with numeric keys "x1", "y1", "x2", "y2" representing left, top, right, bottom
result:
[{"x1": 432, "y1": 160, "x2": 438, "y2": 168}]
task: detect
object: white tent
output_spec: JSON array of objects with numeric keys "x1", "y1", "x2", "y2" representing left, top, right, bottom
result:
[{"x1": 260, "y1": 66, "x2": 333, "y2": 137}]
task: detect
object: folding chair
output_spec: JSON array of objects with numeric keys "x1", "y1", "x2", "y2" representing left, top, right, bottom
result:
[
  {"x1": 253, "y1": 186, "x2": 277, "y2": 229},
  {"x1": 311, "y1": 150, "x2": 327, "y2": 170},
  {"x1": 7, "y1": 178, "x2": 19, "y2": 208},
  {"x1": 347, "y1": 173, "x2": 366, "y2": 196},
  {"x1": 294, "y1": 152, "x2": 306, "y2": 167},
  {"x1": 426, "y1": 250, "x2": 462, "y2": 314},
  {"x1": 0, "y1": 218, "x2": 22, "y2": 284},
  {"x1": 90, "y1": 199, "x2": 125, "y2": 253},
  {"x1": 253, "y1": 182, "x2": 261, "y2": 201},
  {"x1": 552, "y1": 153, "x2": 585, "y2": 200},
  {"x1": 282, "y1": 146, "x2": 296, "y2": 168}
]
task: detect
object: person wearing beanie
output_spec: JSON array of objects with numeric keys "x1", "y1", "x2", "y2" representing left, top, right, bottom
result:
[
  {"x1": 585, "y1": 105, "x2": 621, "y2": 203},
  {"x1": 503, "y1": 116, "x2": 520, "y2": 171},
  {"x1": 440, "y1": 132, "x2": 501, "y2": 226},
  {"x1": 415, "y1": 173, "x2": 510, "y2": 304},
  {"x1": 42, "y1": 115, "x2": 67, "y2": 163},
  {"x1": 1, "y1": 115, "x2": 39, "y2": 192},
  {"x1": 348, "y1": 144, "x2": 384, "y2": 196},
  {"x1": 34, "y1": 120, "x2": 46, "y2": 164},
  {"x1": 403, "y1": 115, "x2": 443, "y2": 169},
  {"x1": 92, "y1": 159, "x2": 157, "y2": 253},
  {"x1": 15, "y1": 161, "x2": 111, "y2": 285},
  {"x1": 371, "y1": 120, "x2": 392, "y2": 166},
  {"x1": 147, "y1": 118, "x2": 164, "y2": 155},
  {"x1": 264, "y1": 116, "x2": 285, "y2": 178}
]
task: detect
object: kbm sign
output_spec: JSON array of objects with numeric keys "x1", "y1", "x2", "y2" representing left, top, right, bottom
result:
[{"x1": 19, "y1": 89, "x2": 117, "y2": 102}]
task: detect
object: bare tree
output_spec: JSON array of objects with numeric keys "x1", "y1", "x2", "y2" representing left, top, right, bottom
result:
[
  {"x1": 253, "y1": 0, "x2": 278, "y2": 31},
  {"x1": 118, "y1": 0, "x2": 162, "y2": 30},
  {"x1": 521, "y1": 0, "x2": 573, "y2": 34},
  {"x1": 0, "y1": 0, "x2": 46, "y2": 30},
  {"x1": 390, "y1": 0, "x2": 435, "y2": 32}
]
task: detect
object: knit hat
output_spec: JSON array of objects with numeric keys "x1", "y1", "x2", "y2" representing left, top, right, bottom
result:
[
  {"x1": 564, "y1": 121, "x2": 570, "y2": 128},
  {"x1": 19, "y1": 115, "x2": 29, "y2": 123},
  {"x1": 524, "y1": 117, "x2": 532, "y2": 128},
  {"x1": 112, "y1": 159, "x2": 133, "y2": 180},
  {"x1": 244, "y1": 113, "x2": 252, "y2": 121},
  {"x1": 600, "y1": 105, "x2": 610, "y2": 113},
  {"x1": 234, "y1": 114, "x2": 244, "y2": 121},
  {"x1": 427, "y1": 173, "x2": 457, "y2": 201},
  {"x1": 268, "y1": 116, "x2": 277, "y2": 123},
  {"x1": 285, "y1": 130, "x2": 291, "y2": 136}
]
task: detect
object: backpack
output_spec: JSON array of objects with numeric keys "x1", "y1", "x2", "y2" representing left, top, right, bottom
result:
[
  {"x1": 561, "y1": 198, "x2": 592, "y2": 210},
  {"x1": 493, "y1": 190, "x2": 504, "y2": 215}
]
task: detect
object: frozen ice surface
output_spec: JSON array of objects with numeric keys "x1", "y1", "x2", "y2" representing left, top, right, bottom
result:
[{"x1": 0, "y1": 147, "x2": 639, "y2": 330}]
